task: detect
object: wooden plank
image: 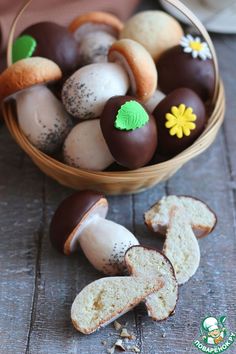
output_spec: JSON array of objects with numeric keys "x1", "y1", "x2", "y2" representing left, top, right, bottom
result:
[
  {"x1": 131, "y1": 183, "x2": 167, "y2": 354},
  {"x1": 26, "y1": 184, "x2": 138, "y2": 353},
  {"x1": 0, "y1": 126, "x2": 44, "y2": 354},
  {"x1": 213, "y1": 35, "x2": 236, "y2": 179},
  {"x1": 0, "y1": 1, "x2": 235, "y2": 353}
]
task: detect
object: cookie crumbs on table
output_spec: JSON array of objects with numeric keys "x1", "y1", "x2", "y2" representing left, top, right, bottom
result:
[{"x1": 114, "y1": 321, "x2": 122, "y2": 331}]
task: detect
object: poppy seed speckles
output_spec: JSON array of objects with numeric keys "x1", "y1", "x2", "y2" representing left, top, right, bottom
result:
[
  {"x1": 61, "y1": 63, "x2": 130, "y2": 119},
  {"x1": 17, "y1": 85, "x2": 73, "y2": 154},
  {"x1": 102, "y1": 240, "x2": 134, "y2": 275},
  {"x1": 34, "y1": 116, "x2": 73, "y2": 154},
  {"x1": 62, "y1": 77, "x2": 97, "y2": 119}
]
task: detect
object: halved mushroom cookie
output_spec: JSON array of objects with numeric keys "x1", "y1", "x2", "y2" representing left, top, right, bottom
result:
[
  {"x1": 163, "y1": 206, "x2": 200, "y2": 285},
  {"x1": 144, "y1": 195, "x2": 217, "y2": 238},
  {"x1": 125, "y1": 246, "x2": 178, "y2": 321},
  {"x1": 71, "y1": 276, "x2": 164, "y2": 334}
]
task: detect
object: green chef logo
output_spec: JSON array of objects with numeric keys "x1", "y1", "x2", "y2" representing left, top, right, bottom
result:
[{"x1": 193, "y1": 316, "x2": 235, "y2": 353}]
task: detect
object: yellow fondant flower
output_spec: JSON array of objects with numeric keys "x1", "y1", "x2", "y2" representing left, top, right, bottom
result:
[{"x1": 165, "y1": 104, "x2": 197, "y2": 139}]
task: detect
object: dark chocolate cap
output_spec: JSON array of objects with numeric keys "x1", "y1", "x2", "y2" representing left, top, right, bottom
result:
[
  {"x1": 153, "y1": 88, "x2": 206, "y2": 156},
  {"x1": 156, "y1": 45, "x2": 215, "y2": 102},
  {"x1": 21, "y1": 22, "x2": 80, "y2": 74},
  {"x1": 49, "y1": 190, "x2": 107, "y2": 255},
  {"x1": 100, "y1": 95, "x2": 158, "y2": 169}
]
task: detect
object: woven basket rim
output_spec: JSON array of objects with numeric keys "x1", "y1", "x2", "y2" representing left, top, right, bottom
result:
[
  {"x1": 3, "y1": 81, "x2": 225, "y2": 179},
  {"x1": 1, "y1": 0, "x2": 226, "y2": 191}
]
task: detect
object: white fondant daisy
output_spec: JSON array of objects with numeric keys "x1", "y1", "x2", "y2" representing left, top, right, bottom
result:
[{"x1": 180, "y1": 34, "x2": 212, "y2": 60}]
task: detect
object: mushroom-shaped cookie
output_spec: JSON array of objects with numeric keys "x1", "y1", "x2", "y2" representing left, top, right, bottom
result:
[
  {"x1": 156, "y1": 34, "x2": 215, "y2": 102},
  {"x1": 153, "y1": 88, "x2": 206, "y2": 156},
  {"x1": 163, "y1": 206, "x2": 200, "y2": 285},
  {"x1": 69, "y1": 11, "x2": 123, "y2": 66},
  {"x1": 125, "y1": 246, "x2": 178, "y2": 321},
  {"x1": 144, "y1": 195, "x2": 217, "y2": 238},
  {"x1": 69, "y1": 11, "x2": 123, "y2": 41},
  {"x1": 63, "y1": 96, "x2": 157, "y2": 171},
  {"x1": 120, "y1": 11, "x2": 183, "y2": 61},
  {"x1": 14, "y1": 22, "x2": 80, "y2": 74},
  {"x1": 0, "y1": 57, "x2": 72, "y2": 153},
  {"x1": 63, "y1": 119, "x2": 114, "y2": 171},
  {"x1": 62, "y1": 38, "x2": 158, "y2": 119},
  {"x1": 71, "y1": 276, "x2": 164, "y2": 334},
  {"x1": 50, "y1": 191, "x2": 139, "y2": 275},
  {"x1": 61, "y1": 63, "x2": 129, "y2": 119},
  {"x1": 100, "y1": 96, "x2": 158, "y2": 169},
  {"x1": 108, "y1": 39, "x2": 158, "y2": 101}
]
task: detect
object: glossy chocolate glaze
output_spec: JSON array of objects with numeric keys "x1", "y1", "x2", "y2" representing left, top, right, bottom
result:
[
  {"x1": 22, "y1": 22, "x2": 80, "y2": 74},
  {"x1": 100, "y1": 95, "x2": 158, "y2": 169},
  {"x1": 156, "y1": 45, "x2": 215, "y2": 102},
  {"x1": 153, "y1": 88, "x2": 206, "y2": 156},
  {"x1": 49, "y1": 190, "x2": 104, "y2": 254}
]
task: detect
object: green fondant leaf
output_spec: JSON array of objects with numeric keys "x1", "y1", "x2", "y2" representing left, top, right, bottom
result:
[
  {"x1": 12, "y1": 35, "x2": 37, "y2": 63},
  {"x1": 114, "y1": 100, "x2": 149, "y2": 131}
]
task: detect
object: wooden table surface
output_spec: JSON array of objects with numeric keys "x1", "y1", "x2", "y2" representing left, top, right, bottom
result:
[{"x1": 0, "y1": 1, "x2": 236, "y2": 353}]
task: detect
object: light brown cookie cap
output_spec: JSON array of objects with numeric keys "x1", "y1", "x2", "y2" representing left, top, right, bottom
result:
[
  {"x1": 108, "y1": 38, "x2": 157, "y2": 101},
  {"x1": 0, "y1": 57, "x2": 62, "y2": 101},
  {"x1": 69, "y1": 11, "x2": 123, "y2": 36}
]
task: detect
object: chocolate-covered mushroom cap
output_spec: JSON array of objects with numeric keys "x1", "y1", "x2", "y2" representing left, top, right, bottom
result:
[
  {"x1": 50, "y1": 190, "x2": 139, "y2": 275},
  {"x1": 50, "y1": 191, "x2": 107, "y2": 255},
  {"x1": 20, "y1": 22, "x2": 80, "y2": 74},
  {"x1": 153, "y1": 88, "x2": 206, "y2": 156},
  {"x1": 156, "y1": 36, "x2": 215, "y2": 102},
  {"x1": 100, "y1": 95, "x2": 158, "y2": 169}
]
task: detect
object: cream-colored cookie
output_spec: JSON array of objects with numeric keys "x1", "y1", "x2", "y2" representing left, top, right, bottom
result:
[
  {"x1": 71, "y1": 276, "x2": 164, "y2": 334},
  {"x1": 61, "y1": 62, "x2": 129, "y2": 119},
  {"x1": 145, "y1": 195, "x2": 217, "y2": 238},
  {"x1": 125, "y1": 246, "x2": 178, "y2": 321},
  {"x1": 163, "y1": 206, "x2": 200, "y2": 285},
  {"x1": 120, "y1": 11, "x2": 183, "y2": 61},
  {"x1": 63, "y1": 119, "x2": 114, "y2": 171},
  {"x1": 17, "y1": 86, "x2": 72, "y2": 153},
  {"x1": 144, "y1": 89, "x2": 166, "y2": 113},
  {"x1": 79, "y1": 31, "x2": 116, "y2": 65}
]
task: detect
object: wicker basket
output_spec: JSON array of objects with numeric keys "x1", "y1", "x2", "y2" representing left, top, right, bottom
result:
[{"x1": 2, "y1": 0, "x2": 225, "y2": 195}]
